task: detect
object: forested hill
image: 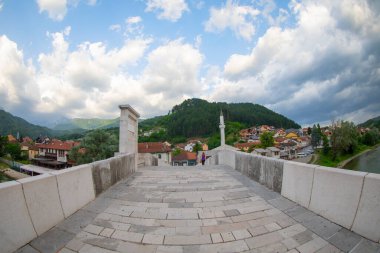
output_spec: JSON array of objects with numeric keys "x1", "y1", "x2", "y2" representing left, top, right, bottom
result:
[
  {"x1": 0, "y1": 110, "x2": 53, "y2": 138},
  {"x1": 358, "y1": 116, "x2": 380, "y2": 129},
  {"x1": 141, "y1": 98, "x2": 300, "y2": 138}
]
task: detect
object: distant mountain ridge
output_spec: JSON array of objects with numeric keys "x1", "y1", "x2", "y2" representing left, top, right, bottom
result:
[
  {"x1": 359, "y1": 116, "x2": 380, "y2": 129},
  {"x1": 0, "y1": 110, "x2": 53, "y2": 139},
  {"x1": 53, "y1": 118, "x2": 119, "y2": 130}
]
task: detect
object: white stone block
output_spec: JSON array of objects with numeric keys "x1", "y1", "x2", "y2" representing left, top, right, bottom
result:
[
  {"x1": 51, "y1": 164, "x2": 95, "y2": 217},
  {"x1": 219, "y1": 150, "x2": 236, "y2": 169},
  {"x1": 281, "y1": 161, "x2": 317, "y2": 208},
  {"x1": 18, "y1": 174, "x2": 64, "y2": 235},
  {"x1": 309, "y1": 166, "x2": 366, "y2": 229},
  {"x1": 0, "y1": 181, "x2": 37, "y2": 253},
  {"x1": 352, "y1": 173, "x2": 380, "y2": 242}
]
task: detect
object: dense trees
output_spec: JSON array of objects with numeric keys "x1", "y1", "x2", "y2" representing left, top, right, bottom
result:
[
  {"x1": 153, "y1": 98, "x2": 300, "y2": 139},
  {"x1": 361, "y1": 128, "x2": 380, "y2": 146},
  {"x1": 4, "y1": 143, "x2": 22, "y2": 161},
  {"x1": 69, "y1": 130, "x2": 118, "y2": 165},
  {"x1": 0, "y1": 135, "x2": 7, "y2": 157},
  {"x1": 330, "y1": 121, "x2": 359, "y2": 159},
  {"x1": 260, "y1": 132, "x2": 274, "y2": 148},
  {"x1": 311, "y1": 125, "x2": 321, "y2": 148}
]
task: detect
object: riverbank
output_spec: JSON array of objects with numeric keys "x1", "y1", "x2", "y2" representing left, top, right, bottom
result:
[
  {"x1": 337, "y1": 145, "x2": 378, "y2": 168},
  {"x1": 313, "y1": 143, "x2": 379, "y2": 169},
  {"x1": 0, "y1": 161, "x2": 29, "y2": 182}
]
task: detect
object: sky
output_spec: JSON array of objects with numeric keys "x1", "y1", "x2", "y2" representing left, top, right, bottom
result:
[{"x1": 0, "y1": 0, "x2": 379, "y2": 127}]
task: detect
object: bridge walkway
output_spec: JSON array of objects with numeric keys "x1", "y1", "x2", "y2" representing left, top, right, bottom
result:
[{"x1": 19, "y1": 165, "x2": 380, "y2": 253}]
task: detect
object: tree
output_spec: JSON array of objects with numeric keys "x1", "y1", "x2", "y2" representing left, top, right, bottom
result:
[
  {"x1": 330, "y1": 120, "x2": 359, "y2": 159},
  {"x1": 193, "y1": 142, "x2": 202, "y2": 153},
  {"x1": 307, "y1": 127, "x2": 312, "y2": 135},
  {"x1": 69, "y1": 130, "x2": 118, "y2": 165},
  {"x1": 172, "y1": 148, "x2": 181, "y2": 157},
  {"x1": 260, "y1": 132, "x2": 274, "y2": 148},
  {"x1": 207, "y1": 134, "x2": 220, "y2": 150},
  {"x1": 0, "y1": 135, "x2": 8, "y2": 157},
  {"x1": 362, "y1": 128, "x2": 380, "y2": 146},
  {"x1": 322, "y1": 134, "x2": 330, "y2": 155},
  {"x1": 311, "y1": 125, "x2": 321, "y2": 148},
  {"x1": 5, "y1": 143, "x2": 22, "y2": 161}
]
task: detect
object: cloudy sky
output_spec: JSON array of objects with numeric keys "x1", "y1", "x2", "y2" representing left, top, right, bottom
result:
[{"x1": 0, "y1": 0, "x2": 379, "y2": 127}]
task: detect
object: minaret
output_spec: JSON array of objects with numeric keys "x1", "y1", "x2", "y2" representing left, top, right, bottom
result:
[{"x1": 219, "y1": 110, "x2": 225, "y2": 147}]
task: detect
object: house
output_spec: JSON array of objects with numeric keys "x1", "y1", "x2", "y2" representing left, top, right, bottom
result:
[
  {"x1": 20, "y1": 142, "x2": 39, "y2": 160},
  {"x1": 22, "y1": 136, "x2": 33, "y2": 143},
  {"x1": 36, "y1": 141, "x2": 79, "y2": 163},
  {"x1": 202, "y1": 143, "x2": 209, "y2": 151},
  {"x1": 172, "y1": 151, "x2": 197, "y2": 166},
  {"x1": 274, "y1": 129, "x2": 286, "y2": 138},
  {"x1": 7, "y1": 134, "x2": 17, "y2": 143},
  {"x1": 285, "y1": 132, "x2": 298, "y2": 139},
  {"x1": 184, "y1": 143, "x2": 195, "y2": 152},
  {"x1": 266, "y1": 147, "x2": 280, "y2": 159},
  {"x1": 234, "y1": 142, "x2": 254, "y2": 152},
  {"x1": 33, "y1": 140, "x2": 79, "y2": 169},
  {"x1": 252, "y1": 148, "x2": 268, "y2": 156},
  {"x1": 298, "y1": 136, "x2": 311, "y2": 148},
  {"x1": 138, "y1": 142, "x2": 172, "y2": 165},
  {"x1": 175, "y1": 143, "x2": 186, "y2": 150},
  {"x1": 279, "y1": 141, "x2": 297, "y2": 159}
]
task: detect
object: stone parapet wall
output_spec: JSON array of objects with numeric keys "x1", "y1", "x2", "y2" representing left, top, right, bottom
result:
[
  {"x1": 0, "y1": 153, "x2": 136, "y2": 253},
  {"x1": 138, "y1": 153, "x2": 158, "y2": 167},
  {"x1": 209, "y1": 149, "x2": 380, "y2": 243}
]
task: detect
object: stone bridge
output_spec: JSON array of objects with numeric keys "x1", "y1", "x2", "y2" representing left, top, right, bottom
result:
[
  {"x1": 11, "y1": 164, "x2": 380, "y2": 253},
  {"x1": 1, "y1": 105, "x2": 380, "y2": 253}
]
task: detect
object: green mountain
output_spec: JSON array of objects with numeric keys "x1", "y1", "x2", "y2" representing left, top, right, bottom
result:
[
  {"x1": 0, "y1": 110, "x2": 53, "y2": 139},
  {"x1": 140, "y1": 98, "x2": 300, "y2": 138},
  {"x1": 54, "y1": 118, "x2": 119, "y2": 130},
  {"x1": 0, "y1": 110, "x2": 88, "y2": 139},
  {"x1": 358, "y1": 116, "x2": 380, "y2": 129}
]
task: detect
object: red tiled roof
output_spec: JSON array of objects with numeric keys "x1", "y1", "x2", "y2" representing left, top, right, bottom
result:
[
  {"x1": 138, "y1": 142, "x2": 171, "y2": 153},
  {"x1": 7, "y1": 135, "x2": 16, "y2": 142},
  {"x1": 234, "y1": 143, "x2": 255, "y2": 149},
  {"x1": 36, "y1": 141, "x2": 79, "y2": 151},
  {"x1": 275, "y1": 137, "x2": 286, "y2": 143},
  {"x1": 172, "y1": 151, "x2": 197, "y2": 161}
]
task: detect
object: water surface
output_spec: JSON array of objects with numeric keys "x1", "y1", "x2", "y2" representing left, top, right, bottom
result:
[{"x1": 344, "y1": 146, "x2": 380, "y2": 174}]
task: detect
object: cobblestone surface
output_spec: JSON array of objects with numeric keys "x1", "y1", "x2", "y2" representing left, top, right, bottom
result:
[{"x1": 21, "y1": 165, "x2": 380, "y2": 253}]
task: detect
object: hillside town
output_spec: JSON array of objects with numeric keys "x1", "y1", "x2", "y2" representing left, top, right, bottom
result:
[{"x1": 1, "y1": 123, "x2": 376, "y2": 171}]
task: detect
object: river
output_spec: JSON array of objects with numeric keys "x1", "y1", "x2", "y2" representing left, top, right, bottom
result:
[{"x1": 343, "y1": 146, "x2": 380, "y2": 174}]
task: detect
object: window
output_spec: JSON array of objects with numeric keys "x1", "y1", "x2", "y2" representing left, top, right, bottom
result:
[{"x1": 158, "y1": 154, "x2": 162, "y2": 159}]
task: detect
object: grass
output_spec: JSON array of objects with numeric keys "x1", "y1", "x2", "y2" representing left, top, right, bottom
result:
[
  {"x1": 0, "y1": 161, "x2": 9, "y2": 170},
  {"x1": 315, "y1": 144, "x2": 371, "y2": 168}
]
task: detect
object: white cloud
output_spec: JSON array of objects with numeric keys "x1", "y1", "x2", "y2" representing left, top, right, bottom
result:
[
  {"x1": 87, "y1": 0, "x2": 96, "y2": 6},
  {"x1": 34, "y1": 28, "x2": 151, "y2": 118},
  {"x1": 109, "y1": 24, "x2": 121, "y2": 32},
  {"x1": 126, "y1": 16, "x2": 142, "y2": 24},
  {"x1": 205, "y1": 0, "x2": 260, "y2": 41},
  {"x1": 209, "y1": 0, "x2": 380, "y2": 125},
  {"x1": 0, "y1": 36, "x2": 40, "y2": 117},
  {"x1": 125, "y1": 16, "x2": 144, "y2": 37},
  {"x1": 0, "y1": 1, "x2": 3, "y2": 12},
  {"x1": 36, "y1": 0, "x2": 98, "y2": 21},
  {"x1": 145, "y1": 0, "x2": 189, "y2": 22},
  {"x1": 142, "y1": 39, "x2": 203, "y2": 99},
  {"x1": 37, "y1": 0, "x2": 67, "y2": 21}
]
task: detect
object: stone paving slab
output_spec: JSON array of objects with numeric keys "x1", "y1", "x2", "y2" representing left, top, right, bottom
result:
[{"x1": 19, "y1": 165, "x2": 380, "y2": 253}]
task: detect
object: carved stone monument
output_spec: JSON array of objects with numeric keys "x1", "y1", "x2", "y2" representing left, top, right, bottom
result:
[{"x1": 118, "y1": 105, "x2": 140, "y2": 167}]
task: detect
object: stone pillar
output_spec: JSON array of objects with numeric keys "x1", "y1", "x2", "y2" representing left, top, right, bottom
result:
[
  {"x1": 219, "y1": 110, "x2": 225, "y2": 147},
  {"x1": 118, "y1": 105, "x2": 140, "y2": 156}
]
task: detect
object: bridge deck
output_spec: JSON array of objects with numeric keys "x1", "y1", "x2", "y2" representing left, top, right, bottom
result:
[{"x1": 20, "y1": 165, "x2": 380, "y2": 253}]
